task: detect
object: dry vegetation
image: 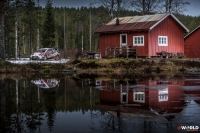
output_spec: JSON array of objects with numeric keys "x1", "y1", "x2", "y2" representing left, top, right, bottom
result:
[
  {"x1": 1, "y1": 58, "x2": 200, "y2": 75},
  {"x1": 69, "y1": 58, "x2": 198, "y2": 74}
]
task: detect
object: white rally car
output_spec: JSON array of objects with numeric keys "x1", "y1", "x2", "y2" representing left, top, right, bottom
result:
[
  {"x1": 31, "y1": 78, "x2": 60, "y2": 89},
  {"x1": 30, "y1": 48, "x2": 60, "y2": 60}
]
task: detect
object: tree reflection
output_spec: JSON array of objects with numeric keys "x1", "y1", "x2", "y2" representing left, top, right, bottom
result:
[
  {"x1": 23, "y1": 79, "x2": 44, "y2": 133},
  {"x1": 100, "y1": 110, "x2": 123, "y2": 131},
  {"x1": 0, "y1": 80, "x2": 8, "y2": 132},
  {"x1": 90, "y1": 109, "x2": 123, "y2": 132},
  {"x1": 0, "y1": 74, "x2": 100, "y2": 132},
  {"x1": 43, "y1": 89, "x2": 56, "y2": 132}
]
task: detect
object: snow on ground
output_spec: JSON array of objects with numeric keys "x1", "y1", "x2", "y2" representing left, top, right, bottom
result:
[{"x1": 6, "y1": 58, "x2": 70, "y2": 64}]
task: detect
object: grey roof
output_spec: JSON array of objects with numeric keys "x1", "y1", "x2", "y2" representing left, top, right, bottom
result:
[{"x1": 95, "y1": 13, "x2": 189, "y2": 33}]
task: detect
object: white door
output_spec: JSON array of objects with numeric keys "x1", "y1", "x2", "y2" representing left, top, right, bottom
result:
[{"x1": 120, "y1": 34, "x2": 127, "y2": 46}]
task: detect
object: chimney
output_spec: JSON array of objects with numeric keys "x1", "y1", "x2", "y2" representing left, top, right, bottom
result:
[{"x1": 116, "y1": 18, "x2": 119, "y2": 26}]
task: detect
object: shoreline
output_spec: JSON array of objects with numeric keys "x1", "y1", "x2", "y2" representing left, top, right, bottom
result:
[{"x1": 1, "y1": 58, "x2": 200, "y2": 74}]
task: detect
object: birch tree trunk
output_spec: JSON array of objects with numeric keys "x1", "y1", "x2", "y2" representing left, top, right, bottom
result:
[
  {"x1": 15, "y1": 16, "x2": 18, "y2": 59},
  {"x1": 37, "y1": 0, "x2": 40, "y2": 50}
]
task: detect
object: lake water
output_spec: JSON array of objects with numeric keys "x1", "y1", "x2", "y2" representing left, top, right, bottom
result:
[{"x1": 0, "y1": 73, "x2": 200, "y2": 133}]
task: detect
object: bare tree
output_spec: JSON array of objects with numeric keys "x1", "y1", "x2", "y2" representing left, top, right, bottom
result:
[
  {"x1": 129, "y1": 0, "x2": 189, "y2": 15},
  {"x1": 14, "y1": 0, "x2": 26, "y2": 59},
  {"x1": 145, "y1": 0, "x2": 161, "y2": 14},
  {"x1": 129, "y1": 0, "x2": 161, "y2": 15},
  {"x1": 97, "y1": 0, "x2": 114, "y2": 18},
  {"x1": 2, "y1": 0, "x2": 17, "y2": 59},
  {"x1": 97, "y1": 0, "x2": 129, "y2": 18},
  {"x1": 172, "y1": 0, "x2": 190, "y2": 14},
  {"x1": 115, "y1": 0, "x2": 129, "y2": 16},
  {"x1": 0, "y1": 0, "x2": 7, "y2": 60},
  {"x1": 159, "y1": 0, "x2": 190, "y2": 14}
]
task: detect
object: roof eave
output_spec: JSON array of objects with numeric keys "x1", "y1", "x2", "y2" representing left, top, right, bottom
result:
[
  {"x1": 149, "y1": 13, "x2": 189, "y2": 33},
  {"x1": 184, "y1": 26, "x2": 200, "y2": 39},
  {"x1": 170, "y1": 13, "x2": 189, "y2": 33},
  {"x1": 94, "y1": 29, "x2": 148, "y2": 34}
]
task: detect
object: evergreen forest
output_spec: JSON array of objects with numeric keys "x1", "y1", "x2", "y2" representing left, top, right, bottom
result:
[{"x1": 2, "y1": 0, "x2": 200, "y2": 59}]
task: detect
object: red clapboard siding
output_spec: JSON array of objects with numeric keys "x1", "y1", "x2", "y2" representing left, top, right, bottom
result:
[
  {"x1": 99, "y1": 34, "x2": 120, "y2": 57},
  {"x1": 148, "y1": 16, "x2": 185, "y2": 56},
  {"x1": 184, "y1": 26, "x2": 200, "y2": 58},
  {"x1": 128, "y1": 32, "x2": 149, "y2": 56}
]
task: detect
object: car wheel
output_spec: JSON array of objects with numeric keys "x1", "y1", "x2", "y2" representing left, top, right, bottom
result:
[
  {"x1": 44, "y1": 56, "x2": 47, "y2": 61},
  {"x1": 56, "y1": 55, "x2": 60, "y2": 60}
]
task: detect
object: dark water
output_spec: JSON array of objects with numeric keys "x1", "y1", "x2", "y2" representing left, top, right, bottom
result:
[{"x1": 0, "y1": 74, "x2": 200, "y2": 133}]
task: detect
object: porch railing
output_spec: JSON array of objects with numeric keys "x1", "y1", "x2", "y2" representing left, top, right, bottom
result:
[
  {"x1": 105, "y1": 46, "x2": 111, "y2": 57},
  {"x1": 105, "y1": 45, "x2": 137, "y2": 58}
]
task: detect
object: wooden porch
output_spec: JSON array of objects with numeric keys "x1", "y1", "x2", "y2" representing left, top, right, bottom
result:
[{"x1": 104, "y1": 46, "x2": 137, "y2": 58}]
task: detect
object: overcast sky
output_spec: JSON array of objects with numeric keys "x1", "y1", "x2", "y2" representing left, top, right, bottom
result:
[{"x1": 38, "y1": 0, "x2": 200, "y2": 16}]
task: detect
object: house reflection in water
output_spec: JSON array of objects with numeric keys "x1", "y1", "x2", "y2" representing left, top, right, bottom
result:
[
  {"x1": 93, "y1": 79, "x2": 192, "y2": 132},
  {"x1": 98, "y1": 80, "x2": 185, "y2": 115}
]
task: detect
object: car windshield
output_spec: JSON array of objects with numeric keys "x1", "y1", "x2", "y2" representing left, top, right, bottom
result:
[{"x1": 36, "y1": 48, "x2": 47, "y2": 53}]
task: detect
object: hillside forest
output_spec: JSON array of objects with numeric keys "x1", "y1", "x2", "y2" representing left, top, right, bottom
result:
[{"x1": 2, "y1": 0, "x2": 200, "y2": 59}]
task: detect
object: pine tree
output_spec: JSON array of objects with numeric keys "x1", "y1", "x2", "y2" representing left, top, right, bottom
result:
[{"x1": 41, "y1": 0, "x2": 55, "y2": 48}]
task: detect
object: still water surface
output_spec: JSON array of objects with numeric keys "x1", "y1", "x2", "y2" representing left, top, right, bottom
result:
[{"x1": 0, "y1": 74, "x2": 200, "y2": 133}]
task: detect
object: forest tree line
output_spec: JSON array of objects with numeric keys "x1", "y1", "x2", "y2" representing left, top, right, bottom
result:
[{"x1": 2, "y1": 0, "x2": 200, "y2": 59}]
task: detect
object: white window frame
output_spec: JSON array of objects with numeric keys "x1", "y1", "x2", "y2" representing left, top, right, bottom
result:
[
  {"x1": 133, "y1": 92, "x2": 145, "y2": 103},
  {"x1": 158, "y1": 36, "x2": 168, "y2": 46},
  {"x1": 158, "y1": 88, "x2": 168, "y2": 102},
  {"x1": 120, "y1": 34, "x2": 127, "y2": 46},
  {"x1": 133, "y1": 36, "x2": 144, "y2": 46}
]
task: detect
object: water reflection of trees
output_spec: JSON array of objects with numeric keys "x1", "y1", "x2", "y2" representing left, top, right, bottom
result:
[
  {"x1": 0, "y1": 75, "x2": 100, "y2": 132},
  {"x1": 43, "y1": 89, "x2": 56, "y2": 132},
  {"x1": 57, "y1": 76, "x2": 100, "y2": 112},
  {"x1": 100, "y1": 111, "x2": 123, "y2": 132},
  {"x1": 23, "y1": 81, "x2": 44, "y2": 133},
  {"x1": 90, "y1": 109, "x2": 124, "y2": 132},
  {"x1": 1, "y1": 73, "x2": 198, "y2": 132}
]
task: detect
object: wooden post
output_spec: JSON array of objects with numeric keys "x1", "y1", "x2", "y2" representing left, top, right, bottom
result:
[
  {"x1": 114, "y1": 47, "x2": 116, "y2": 58},
  {"x1": 136, "y1": 45, "x2": 138, "y2": 58},
  {"x1": 126, "y1": 45, "x2": 128, "y2": 59}
]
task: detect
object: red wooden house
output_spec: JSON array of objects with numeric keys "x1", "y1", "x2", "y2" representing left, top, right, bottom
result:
[
  {"x1": 184, "y1": 26, "x2": 200, "y2": 58},
  {"x1": 94, "y1": 13, "x2": 189, "y2": 58}
]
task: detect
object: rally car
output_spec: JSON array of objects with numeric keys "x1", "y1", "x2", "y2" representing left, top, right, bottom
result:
[{"x1": 30, "y1": 48, "x2": 60, "y2": 60}]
